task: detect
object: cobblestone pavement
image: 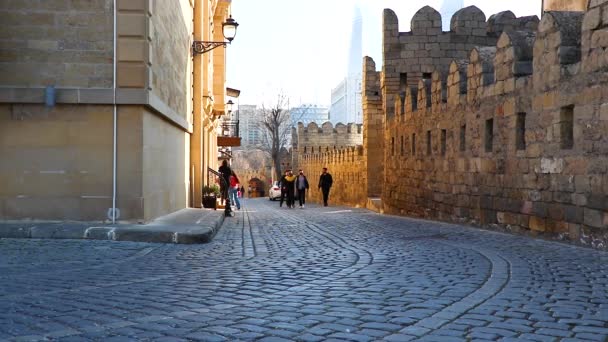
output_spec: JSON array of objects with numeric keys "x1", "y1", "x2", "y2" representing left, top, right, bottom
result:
[{"x1": 1, "y1": 199, "x2": 608, "y2": 341}]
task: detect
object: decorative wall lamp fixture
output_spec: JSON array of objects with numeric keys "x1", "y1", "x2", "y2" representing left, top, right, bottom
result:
[
  {"x1": 192, "y1": 16, "x2": 239, "y2": 55},
  {"x1": 226, "y1": 99, "x2": 234, "y2": 113}
]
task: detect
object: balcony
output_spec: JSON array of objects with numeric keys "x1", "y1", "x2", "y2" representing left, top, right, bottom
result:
[{"x1": 217, "y1": 119, "x2": 241, "y2": 147}]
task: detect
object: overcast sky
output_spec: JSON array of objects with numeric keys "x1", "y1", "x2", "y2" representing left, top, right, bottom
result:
[{"x1": 226, "y1": 0, "x2": 542, "y2": 107}]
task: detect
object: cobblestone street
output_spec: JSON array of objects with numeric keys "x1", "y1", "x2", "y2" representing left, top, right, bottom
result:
[{"x1": 1, "y1": 199, "x2": 608, "y2": 341}]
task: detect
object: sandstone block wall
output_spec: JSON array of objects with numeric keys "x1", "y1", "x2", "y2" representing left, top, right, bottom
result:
[
  {"x1": 362, "y1": 57, "x2": 384, "y2": 198},
  {"x1": 295, "y1": 122, "x2": 362, "y2": 154},
  {"x1": 0, "y1": 104, "x2": 145, "y2": 220},
  {"x1": 382, "y1": 6, "x2": 538, "y2": 119},
  {"x1": 148, "y1": 0, "x2": 192, "y2": 119},
  {"x1": 142, "y1": 108, "x2": 189, "y2": 221},
  {"x1": 0, "y1": 0, "x2": 195, "y2": 222},
  {"x1": 379, "y1": 3, "x2": 608, "y2": 248},
  {"x1": 0, "y1": 0, "x2": 113, "y2": 88},
  {"x1": 544, "y1": 0, "x2": 588, "y2": 11},
  {"x1": 297, "y1": 146, "x2": 367, "y2": 208}
]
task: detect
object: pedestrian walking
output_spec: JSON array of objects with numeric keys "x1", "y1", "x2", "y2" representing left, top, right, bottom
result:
[
  {"x1": 279, "y1": 170, "x2": 288, "y2": 207},
  {"x1": 284, "y1": 170, "x2": 297, "y2": 208},
  {"x1": 228, "y1": 170, "x2": 241, "y2": 210},
  {"x1": 218, "y1": 160, "x2": 232, "y2": 206},
  {"x1": 318, "y1": 167, "x2": 333, "y2": 207},
  {"x1": 240, "y1": 185, "x2": 245, "y2": 198},
  {"x1": 296, "y1": 169, "x2": 309, "y2": 208}
]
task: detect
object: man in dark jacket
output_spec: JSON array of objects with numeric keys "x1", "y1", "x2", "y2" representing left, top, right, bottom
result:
[
  {"x1": 218, "y1": 160, "x2": 232, "y2": 205},
  {"x1": 279, "y1": 170, "x2": 289, "y2": 208},
  {"x1": 296, "y1": 169, "x2": 309, "y2": 208},
  {"x1": 318, "y1": 167, "x2": 333, "y2": 207}
]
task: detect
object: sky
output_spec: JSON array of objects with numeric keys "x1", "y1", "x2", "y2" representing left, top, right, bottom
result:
[{"x1": 226, "y1": 0, "x2": 542, "y2": 107}]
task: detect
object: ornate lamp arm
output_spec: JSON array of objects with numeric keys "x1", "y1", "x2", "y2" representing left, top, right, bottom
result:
[{"x1": 192, "y1": 41, "x2": 229, "y2": 55}]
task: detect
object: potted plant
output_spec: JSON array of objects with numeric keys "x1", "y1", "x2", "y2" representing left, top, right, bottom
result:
[{"x1": 202, "y1": 184, "x2": 220, "y2": 209}]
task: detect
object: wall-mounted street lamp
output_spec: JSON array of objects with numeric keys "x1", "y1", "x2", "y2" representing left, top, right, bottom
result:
[
  {"x1": 192, "y1": 16, "x2": 239, "y2": 55},
  {"x1": 226, "y1": 99, "x2": 234, "y2": 113}
]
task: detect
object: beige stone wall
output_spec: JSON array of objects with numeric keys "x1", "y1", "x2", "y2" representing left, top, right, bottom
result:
[
  {"x1": 0, "y1": 104, "x2": 136, "y2": 220},
  {"x1": 0, "y1": 0, "x2": 113, "y2": 88},
  {"x1": 544, "y1": 0, "x2": 588, "y2": 11},
  {"x1": 382, "y1": 6, "x2": 538, "y2": 119},
  {"x1": 295, "y1": 122, "x2": 362, "y2": 153},
  {"x1": 0, "y1": 104, "x2": 192, "y2": 222},
  {"x1": 380, "y1": 6, "x2": 608, "y2": 248},
  {"x1": 149, "y1": 0, "x2": 193, "y2": 119},
  {"x1": 142, "y1": 108, "x2": 189, "y2": 221},
  {"x1": 362, "y1": 57, "x2": 384, "y2": 198},
  {"x1": 298, "y1": 147, "x2": 367, "y2": 207}
]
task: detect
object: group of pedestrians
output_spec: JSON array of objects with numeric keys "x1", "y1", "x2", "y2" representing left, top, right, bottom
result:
[
  {"x1": 278, "y1": 167, "x2": 333, "y2": 208},
  {"x1": 219, "y1": 160, "x2": 241, "y2": 211},
  {"x1": 217, "y1": 160, "x2": 335, "y2": 212}
]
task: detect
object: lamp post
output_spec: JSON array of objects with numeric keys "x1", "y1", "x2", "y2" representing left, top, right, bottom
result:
[{"x1": 192, "y1": 16, "x2": 239, "y2": 55}]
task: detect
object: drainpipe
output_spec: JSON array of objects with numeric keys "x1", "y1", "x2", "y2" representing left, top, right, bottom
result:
[{"x1": 112, "y1": 0, "x2": 117, "y2": 224}]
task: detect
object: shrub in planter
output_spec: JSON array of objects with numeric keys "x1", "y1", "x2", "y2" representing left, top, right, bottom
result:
[{"x1": 202, "y1": 185, "x2": 220, "y2": 209}]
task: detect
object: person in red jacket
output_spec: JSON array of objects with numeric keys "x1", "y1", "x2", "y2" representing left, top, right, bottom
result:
[{"x1": 228, "y1": 170, "x2": 241, "y2": 210}]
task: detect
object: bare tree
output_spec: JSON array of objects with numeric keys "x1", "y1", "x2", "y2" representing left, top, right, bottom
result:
[{"x1": 256, "y1": 93, "x2": 292, "y2": 182}]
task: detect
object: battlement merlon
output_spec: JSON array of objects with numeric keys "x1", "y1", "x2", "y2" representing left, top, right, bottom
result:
[
  {"x1": 378, "y1": 3, "x2": 608, "y2": 120},
  {"x1": 294, "y1": 121, "x2": 363, "y2": 154},
  {"x1": 381, "y1": 5, "x2": 539, "y2": 120}
]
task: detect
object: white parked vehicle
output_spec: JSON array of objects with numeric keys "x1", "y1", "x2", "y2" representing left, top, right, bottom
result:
[{"x1": 268, "y1": 181, "x2": 282, "y2": 201}]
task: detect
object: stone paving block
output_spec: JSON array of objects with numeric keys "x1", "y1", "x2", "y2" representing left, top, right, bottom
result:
[
  {"x1": 328, "y1": 332, "x2": 374, "y2": 342},
  {"x1": 267, "y1": 329, "x2": 299, "y2": 338},
  {"x1": 357, "y1": 328, "x2": 390, "y2": 337},
  {"x1": 488, "y1": 321, "x2": 535, "y2": 333},
  {"x1": 297, "y1": 333, "x2": 325, "y2": 342},
  {"x1": 2, "y1": 200, "x2": 608, "y2": 341},
  {"x1": 257, "y1": 337, "x2": 293, "y2": 342},
  {"x1": 185, "y1": 332, "x2": 227, "y2": 341},
  {"x1": 384, "y1": 334, "x2": 418, "y2": 341},
  {"x1": 467, "y1": 331, "x2": 500, "y2": 340}
]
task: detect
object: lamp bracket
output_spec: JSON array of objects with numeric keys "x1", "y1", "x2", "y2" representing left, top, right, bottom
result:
[{"x1": 192, "y1": 41, "x2": 229, "y2": 55}]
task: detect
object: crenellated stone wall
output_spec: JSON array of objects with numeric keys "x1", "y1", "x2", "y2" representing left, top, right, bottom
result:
[
  {"x1": 294, "y1": 3, "x2": 608, "y2": 250},
  {"x1": 294, "y1": 121, "x2": 363, "y2": 154},
  {"x1": 382, "y1": 6, "x2": 538, "y2": 120},
  {"x1": 378, "y1": 2, "x2": 608, "y2": 249}
]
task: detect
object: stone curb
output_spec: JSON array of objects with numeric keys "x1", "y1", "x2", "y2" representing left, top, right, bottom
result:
[{"x1": 0, "y1": 211, "x2": 225, "y2": 244}]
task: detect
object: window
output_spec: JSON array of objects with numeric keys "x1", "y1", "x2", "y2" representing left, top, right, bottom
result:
[
  {"x1": 412, "y1": 133, "x2": 416, "y2": 155},
  {"x1": 391, "y1": 137, "x2": 395, "y2": 156},
  {"x1": 560, "y1": 105, "x2": 574, "y2": 149},
  {"x1": 485, "y1": 119, "x2": 494, "y2": 152},
  {"x1": 400, "y1": 73, "x2": 408, "y2": 92},
  {"x1": 400, "y1": 136, "x2": 404, "y2": 156},
  {"x1": 516, "y1": 112, "x2": 526, "y2": 150},
  {"x1": 427, "y1": 130, "x2": 432, "y2": 155},
  {"x1": 422, "y1": 72, "x2": 432, "y2": 80},
  {"x1": 460, "y1": 124, "x2": 466, "y2": 152},
  {"x1": 441, "y1": 129, "x2": 447, "y2": 156}
]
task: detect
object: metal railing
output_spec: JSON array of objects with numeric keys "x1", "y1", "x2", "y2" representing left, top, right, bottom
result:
[
  {"x1": 207, "y1": 167, "x2": 232, "y2": 217},
  {"x1": 220, "y1": 119, "x2": 239, "y2": 138}
]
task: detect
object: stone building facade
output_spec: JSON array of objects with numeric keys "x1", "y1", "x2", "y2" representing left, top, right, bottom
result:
[
  {"x1": 0, "y1": 0, "x2": 234, "y2": 222},
  {"x1": 296, "y1": 2, "x2": 608, "y2": 249}
]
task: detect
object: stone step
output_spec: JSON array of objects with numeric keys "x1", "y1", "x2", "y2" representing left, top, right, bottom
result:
[{"x1": 366, "y1": 197, "x2": 384, "y2": 213}]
